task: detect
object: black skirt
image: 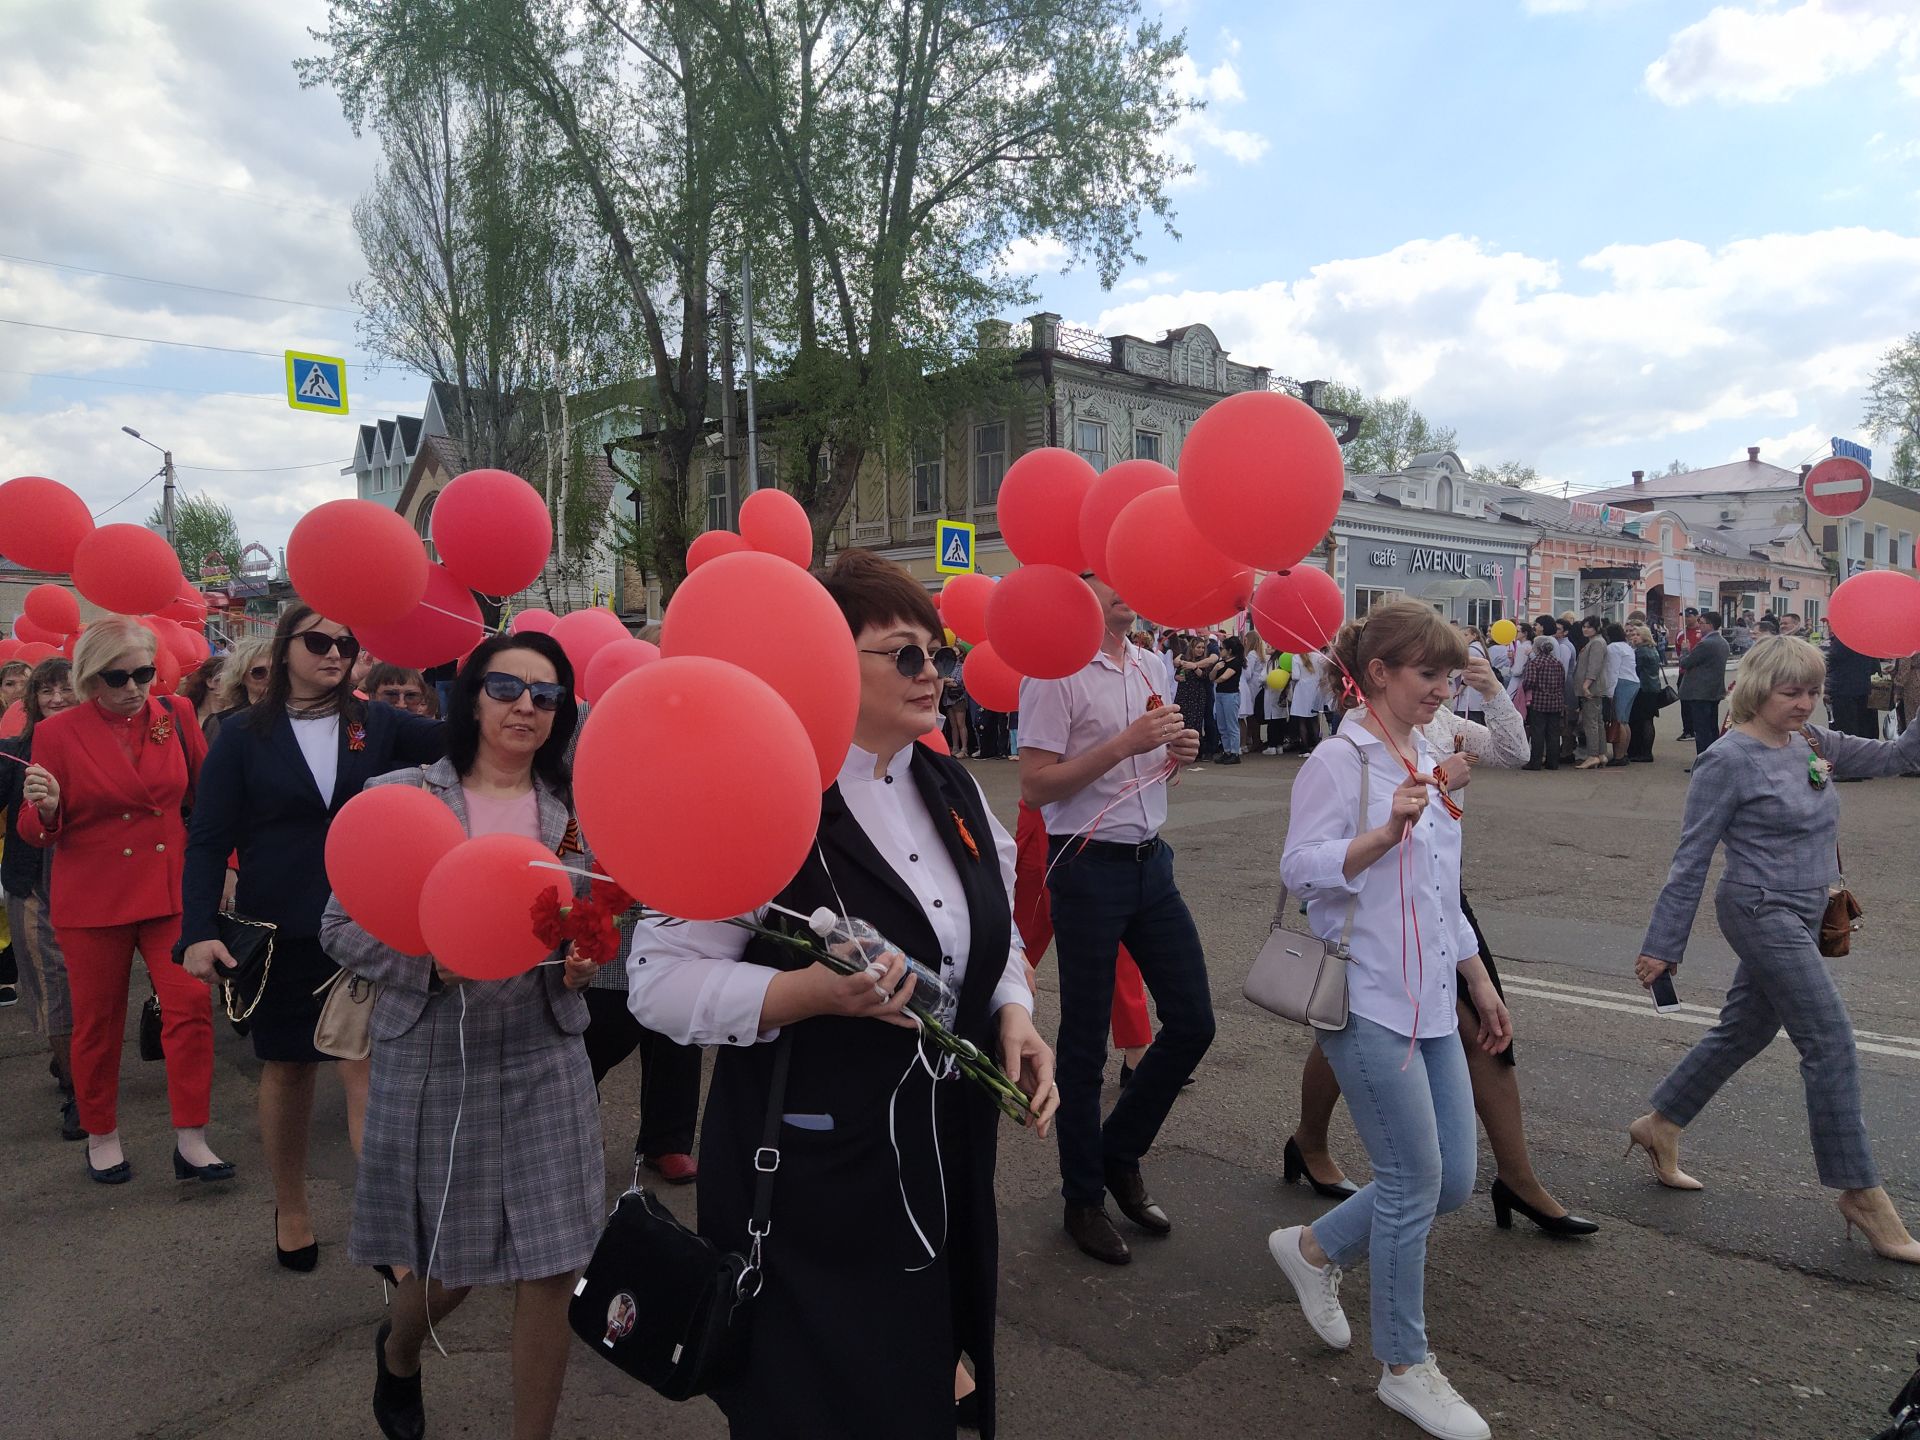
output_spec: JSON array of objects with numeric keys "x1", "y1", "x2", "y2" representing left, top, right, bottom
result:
[
  {"x1": 246, "y1": 933, "x2": 339, "y2": 1063},
  {"x1": 1456, "y1": 892, "x2": 1515, "y2": 1068}
]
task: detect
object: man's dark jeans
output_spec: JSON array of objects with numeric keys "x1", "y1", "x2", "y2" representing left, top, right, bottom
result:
[
  {"x1": 1681, "y1": 699, "x2": 1719, "y2": 756},
  {"x1": 1046, "y1": 837, "x2": 1215, "y2": 1207}
]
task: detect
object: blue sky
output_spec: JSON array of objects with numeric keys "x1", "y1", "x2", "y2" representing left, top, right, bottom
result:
[{"x1": 3, "y1": 0, "x2": 1919, "y2": 555}]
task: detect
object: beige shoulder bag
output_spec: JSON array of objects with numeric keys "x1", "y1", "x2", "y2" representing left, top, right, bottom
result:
[{"x1": 1244, "y1": 735, "x2": 1368, "y2": 1031}]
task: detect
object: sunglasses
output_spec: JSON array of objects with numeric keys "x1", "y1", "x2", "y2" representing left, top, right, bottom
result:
[
  {"x1": 247, "y1": 665, "x2": 270, "y2": 680},
  {"x1": 296, "y1": 631, "x2": 361, "y2": 660},
  {"x1": 482, "y1": 672, "x2": 567, "y2": 711},
  {"x1": 860, "y1": 644, "x2": 960, "y2": 679},
  {"x1": 99, "y1": 666, "x2": 157, "y2": 689}
]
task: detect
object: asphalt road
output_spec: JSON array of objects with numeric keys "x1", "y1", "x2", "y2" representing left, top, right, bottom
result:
[{"x1": 3, "y1": 719, "x2": 1917, "y2": 1440}]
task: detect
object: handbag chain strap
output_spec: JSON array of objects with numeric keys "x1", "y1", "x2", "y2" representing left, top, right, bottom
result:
[
  {"x1": 219, "y1": 915, "x2": 277, "y2": 1024},
  {"x1": 1271, "y1": 733, "x2": 1369, "y2": 953}
]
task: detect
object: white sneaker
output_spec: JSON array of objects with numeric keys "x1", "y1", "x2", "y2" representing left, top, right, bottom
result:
[
  {"x1": 1262, "y1": 747, "x2": 1280, "y2": 756},
  {"x1": 1377, "y1": 1355, "x2": 1490, "y2": 1440},
  {"x1": 1267, "y1": 1226, "x2": 1350, "y2": 1349}
]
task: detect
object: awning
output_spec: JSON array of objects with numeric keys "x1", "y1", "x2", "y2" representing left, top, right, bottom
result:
[{"x1": 1415, "y1": 576, "x2": 1496, "y2": 601}]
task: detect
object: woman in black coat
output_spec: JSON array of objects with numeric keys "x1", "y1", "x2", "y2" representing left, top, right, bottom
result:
[
  {"x1": 178, "y1": 604, "x2": 443, "y2": 1269},
  {"x1": 626, "y1": 552, "x2": 1058, "y2": 1439}
]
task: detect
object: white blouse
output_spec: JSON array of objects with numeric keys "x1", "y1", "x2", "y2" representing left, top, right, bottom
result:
[
  {"x1": 1414, "y1": 682, "x2": 1529, "y2": 773},
  {"x1": 1280, "y1": 723, "x2": 1479, "y2": 1040},
  {"x1": 625, "y1": 742, "x2": 1033, "y2": 1047},
  {"x1": 289, "y1": 713, "x2": 339, "y2": 806},
  {"x1": 1605, "y1": 640, "x2": 1637, "y2": 690}
]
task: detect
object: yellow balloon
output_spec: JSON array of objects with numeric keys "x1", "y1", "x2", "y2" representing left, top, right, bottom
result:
[
  {"x1": 1489, "y1": 619, "x2": 1517, "y2": 646},
  {"x1": 944, "y1": 627, "x2": 957, "y2": 646},
  {"x1": 1266, "y1": 668, "x2": 1287, "y2": 691}
]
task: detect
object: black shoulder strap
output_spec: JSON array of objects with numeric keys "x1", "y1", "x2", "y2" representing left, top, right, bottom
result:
[{"x1": 746, "y1": 1029, "x2": 795, "y2": 1259}]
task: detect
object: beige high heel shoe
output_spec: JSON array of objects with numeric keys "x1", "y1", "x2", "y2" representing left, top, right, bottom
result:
[
  {"x1": 1838, "y1": 1188, "x2": 1920, "y2": 1264},
  {"x1": 1624, "y1": 1114, "x2": 1704, "y2": 1191}
]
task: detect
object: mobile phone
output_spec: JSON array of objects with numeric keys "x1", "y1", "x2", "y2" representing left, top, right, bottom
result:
[{"x1": 1649, "y1": 971, "x2": 1680, "y2": 1013}]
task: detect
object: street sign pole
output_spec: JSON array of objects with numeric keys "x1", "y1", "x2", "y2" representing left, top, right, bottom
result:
[{"x1": 162, "y1": 449, "x2": 176, "y2": 546}]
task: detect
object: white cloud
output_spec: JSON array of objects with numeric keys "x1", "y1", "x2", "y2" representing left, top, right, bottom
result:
[
  {"x1": 1000, "y1": 234, "x2": 1072, "y2": 276},
  {"x1": 1157, "y1": 49, "x2": 1270, "y2": 182},
  {"x1": 1644, "y1": 0, "x2": 1920, "y2": 106},
  {"x1": 1117, "y1": 269, "x2": 1182, "y2": 294},
  {"x1": 1092, "y1": 227, "x2": 1920, "y2": 477}
]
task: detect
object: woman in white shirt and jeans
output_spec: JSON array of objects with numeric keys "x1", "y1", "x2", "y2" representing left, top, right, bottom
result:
[{"x1": 1268, "y1": 601, "x2": 1512, "y2": 1440}]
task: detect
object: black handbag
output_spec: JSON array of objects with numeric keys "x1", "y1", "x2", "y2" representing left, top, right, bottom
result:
[
  {"x1": 212, "y1": 912, "x2": 277, "y2": 1026},
  {"x1": 138, "y1": 986, "x2": 164, "y2": 1061},
  {"x1": 569, "y1": 1032, "x2": 792, "y2": 1401}
]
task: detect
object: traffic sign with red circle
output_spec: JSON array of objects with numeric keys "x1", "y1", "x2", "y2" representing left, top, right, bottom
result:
[{"x1": 1804, "y1": 456, "x2": 1872, "y2": 517}]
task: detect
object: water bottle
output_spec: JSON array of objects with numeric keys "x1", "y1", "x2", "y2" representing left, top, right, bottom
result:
[{"x1": 807, "y1": 910, "x2": 958, "y2": 1030}]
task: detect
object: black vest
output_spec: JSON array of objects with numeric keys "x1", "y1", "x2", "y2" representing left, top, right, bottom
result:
[{"x1": 697, "y1": 743, "x2": 1011, "y2": 1439}]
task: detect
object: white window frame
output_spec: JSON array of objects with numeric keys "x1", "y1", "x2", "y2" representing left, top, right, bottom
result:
[
  {"x1": 972, "y1": 422, "x2": 1008, "y2": 508},
  {"x1": 1354, "y1": 586, "x2": 1402, "y2": 618},
  {"x1": 1901, "y1": 531, "x2": 1914, "y2": 569},
  {"x1": 1697, "y1": 588, "x2": 1715, "y2": 612},
  {"x1": 1805, "y1": 599, "x2": 1823, "y2": 627},
  {"x1": 705, "y1": 465, "x2": 731, "y2": 532},
  {"x1": 912, "y1": 439, "x2": 943, "y2": 516},
  {"x1": 1134, "y1": 429, "x2": 1163, "y2": 463},
  {"x1": 1770, "y1": 595, "x2": 1789, "y2": 617},
  {"x1": 1551, "y1": 574, "x2": 1578, "y2": 614},
  {"x1": 1074, "y1": 418, "x2": 1108, "y2": 473},
  {"x1": 416, "y1": 493, "x2": 440, "y2": 563}
]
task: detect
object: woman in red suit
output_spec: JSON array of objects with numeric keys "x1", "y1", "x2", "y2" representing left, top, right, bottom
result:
[{"x1": 20, "y1": 615, "x2": 230, "y2": 1185}]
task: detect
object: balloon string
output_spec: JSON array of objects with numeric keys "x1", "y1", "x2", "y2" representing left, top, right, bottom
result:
[{"x1": 412, "y1": 600, "x2": 493, "y2": 634}]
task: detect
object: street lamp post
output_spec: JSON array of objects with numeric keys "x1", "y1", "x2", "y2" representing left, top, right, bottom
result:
[{"x1": 120, "y1": 426, "x2": 176, "y2": 546}]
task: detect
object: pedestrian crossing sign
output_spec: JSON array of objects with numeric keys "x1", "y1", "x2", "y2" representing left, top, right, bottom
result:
[
  {"x1": 285, "y1": 350, "x2": 349, "y2": 415},
  {"x1": 935, "y1": 519, "x2": 976, "y2": 575}
]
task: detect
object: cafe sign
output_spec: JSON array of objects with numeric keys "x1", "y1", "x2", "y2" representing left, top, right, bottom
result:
[{"x1": 1367, "y1": 545, "x2": 1502, "y2": 579}]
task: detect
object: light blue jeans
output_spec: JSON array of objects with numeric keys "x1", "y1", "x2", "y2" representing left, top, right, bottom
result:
[
  {"x1": 1212, "y1": 691, "x2": 1241, "y2": 755},
  {"x1": 1308, "y1": 1015, "x2": 1476, "y2": 1365}
]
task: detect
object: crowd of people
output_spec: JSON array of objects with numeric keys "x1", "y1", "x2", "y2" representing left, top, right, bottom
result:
[{"x1": 2, "y1": 562, "x2": 1917, "y2": 1440}]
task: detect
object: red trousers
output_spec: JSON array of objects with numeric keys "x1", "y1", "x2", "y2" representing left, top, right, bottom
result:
[
  {"x1": 1014, "y1": 802, "x2": 1153, "y2": 1049},
  {"x1": 60, "y1": 914, "x2": 213, "y2": 1134}
]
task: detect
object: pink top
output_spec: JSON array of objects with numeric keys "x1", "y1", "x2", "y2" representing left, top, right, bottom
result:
[
  {"x1": 1017, "y1": 640, "x2": 1170, "y2": 844},
  {"x1": 461, "y1": 785, "x2": 540, "y2": 842}
]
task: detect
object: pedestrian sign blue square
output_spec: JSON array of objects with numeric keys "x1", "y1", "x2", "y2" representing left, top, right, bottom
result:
[
  {"x1": 935, "y1": 519, "x2": 976, "y2": 575},
  {"x1": 285, "y1": 350, "x2": 349, "y2": 415}
]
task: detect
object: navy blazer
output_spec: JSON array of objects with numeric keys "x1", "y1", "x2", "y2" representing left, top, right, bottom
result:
[{"x1": 179, "y1": 701, "x2": 445, "y2": 948}]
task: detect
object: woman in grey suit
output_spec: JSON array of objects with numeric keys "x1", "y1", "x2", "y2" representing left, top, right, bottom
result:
[
  {"x1": 321, "y1": 632, "x2": 605, "y2": 1440},
  {"x1": 1631, "y1": 636, "x2": 1920, "y2": 1263}
]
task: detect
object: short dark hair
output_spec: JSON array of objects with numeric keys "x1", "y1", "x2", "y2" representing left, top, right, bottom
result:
[
  {"x1": 821, "y1": 549, "x2": 942, "y2": 642},
  {"x1": 1533, "y1": 614, "x2": 1557, "y2": 633},
  {"x1": 21, "y1": 657, "x2": 72, "y2": 738},
  {"x1": 1702, "y1": 610, "x2": 1722, "y2": 629},
  {"x1": 1581, "y1": 616, "x2": 1601, "y2": 633},
  {"x1": 366, "y1": 663, "x2": 426, "y2": 696},
  {"x1": 445, "y1": 633, "x2": 578, "y2": 791},
  {"x1": 1605, "y1": 622, "x2": 1626, "y2": 643}
]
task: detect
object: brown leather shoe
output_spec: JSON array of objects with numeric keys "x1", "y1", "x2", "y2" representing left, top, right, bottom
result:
[
  {"x1": 1065, "y1": 1203, "x2": 1131, "y2": 1265},
  {"x1": 1105, "y1": 1165, "x2": 1172, "y2": 1235}
]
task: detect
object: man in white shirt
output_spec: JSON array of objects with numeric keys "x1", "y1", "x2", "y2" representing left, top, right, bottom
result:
[{"x1": 1018, "y1": 574, "x2": 1210, "y2": 1266}]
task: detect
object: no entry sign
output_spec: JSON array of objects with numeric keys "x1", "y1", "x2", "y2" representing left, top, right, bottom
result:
[{"x1": 1805, "y1": 456, "x2": 1872, "y2": 518}]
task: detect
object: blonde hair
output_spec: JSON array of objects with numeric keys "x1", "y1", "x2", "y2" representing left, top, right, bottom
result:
[
  {"x1": 1328, "y1": 600, "x2": 1469, "y2": 711},
  {"x1": 1728, "y1": 635, "x2": 1825, "y2": 724},
  {"x1": 72, "y1": 616, "x2": 158, "y2": 698},
  {"x1": 214, "y1": 637, "x2": 271, "y2": 713},
  {"x1": 1626, "y1": 622, "x2": 1654, "y2": 648}
]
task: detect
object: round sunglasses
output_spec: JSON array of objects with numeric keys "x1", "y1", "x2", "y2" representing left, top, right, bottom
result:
[
  {"x1": 860, "y1": 644, "x2": 960, "y2": 679},
  {"x1": 482, "y1": 672, "x2": 567, "y2": 711},
  {"x1": 99, "y1": 665, "x2": 157, "y2": 689}
]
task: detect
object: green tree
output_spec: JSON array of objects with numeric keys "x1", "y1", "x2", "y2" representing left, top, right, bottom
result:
[
  {"x1": 1661, "y1": 459, "x2": 1692, "y2": 477},
  {"x1": 1319, "y1": 383, "x2": 1458, "y2": 474},
  {"x1": 1863, "y1": 331, "x2": 1920, "y2": 462},
  {"x1": 1890, "y1": 436, "x2": 1919, "y2": 490},
  {"x1": 149, "y1": 492, "x2": 241, "y2": 583},
  {"x1": 1470, "y1": 460, "x2": 1548, "y2": 491}
]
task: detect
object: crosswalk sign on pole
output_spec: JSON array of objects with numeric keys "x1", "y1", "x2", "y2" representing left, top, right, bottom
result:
[
  {"x1": 934, "y1": 519, "x2": 976, "y2": 575},
  {"x1": 285, "y1": 350, "x2": 350, "y2": 415}
]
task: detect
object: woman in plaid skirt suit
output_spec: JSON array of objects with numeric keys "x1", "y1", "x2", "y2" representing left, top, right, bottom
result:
[
  {"x1": 1631, "y1": 636, "x2": 1920, "y2": 1263},
  {"x1": 321, "y1": 634, "x2": 605, "y2": 1440}
]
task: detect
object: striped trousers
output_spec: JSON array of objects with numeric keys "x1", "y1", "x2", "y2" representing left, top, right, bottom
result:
[{"x1": 1651, "y1": 881, "x2": 1878, "y2": 1190}]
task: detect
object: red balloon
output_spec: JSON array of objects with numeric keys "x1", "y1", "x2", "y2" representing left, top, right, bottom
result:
[
  {"x1": 15, "y1": 642, "x2": 56, "y2": 666},
  {"x1": 288, "y1": 499, "x2": 428, "y2": 628},
  {"x1": 431, "y1": 469, "x2": 554, "y2": 596},
  {"x1": 575, "y1": 657, "x2": 821, "y2": 920},
  {"x1": 509, "y1": 608, "x2": 558, "y2": 635},
  {"x1": 150, "y1": 617, "x2": 200, "y2": 672},
  {"x1": 326, "y1": 785, "x2": 470, "y2": 955},
  {"x1": 998, "y1": 448, "x2": 1097, "y2": 570},
  {"x1": 738, "y1": 489, "x2": 813, "y2": 568},
  {"x1": 354, "y1": 563, "x2": 485, "y2": 668},
  {"x1": 0, "y1": 701, "x2": 22, "y2": 737},
  {"x1": 985, "y1": 565, "x2": 1103, "y2": 679},
  {"x1": 14, "y1": 614, "x2": 63, "y2": 646},
  {"x1": 23, "y1": 584, "x2": 80, "y2": 636},
  {"x1": 661, "y1": 552, "x2": 859, "y2": 789},
  {"x1": 941, "y1": 573, "x2": 996, "y2": 645},
  {"x1": 1251, "y1": 566, "x2": 1346, "y2": 654},
  {"x1": 1179, "y1": 390, "x2": 1345, "y2": 571},
  {"x1": 180, "y1": 628, "x2": 212, "y2": 665},
  {"x1": 1828, "y1": 570, "x2": 1920, "y2": 659},
  {"x1": 159, "y1": 587, "x2": 208, "y2": 624},
  {"x1": 419, "y1": 833, "x2": 570, "y2": 980},
  {"x1": 0, "y1": 638, "x2": 21, "y2": 663},
  {"x1": 919, "y1": 726, "x2": 951, "y2": 756},
  {"x1": 1079, "y1": 459, "x2": 1177, "y2": 588},
  {"x1": 1106, "y1": 487, "x2": 1255, "y2": 629},
  {"x1": 961, "y1": 642, "x2": 1022, "y2": 713},
  {"x1": 71, "y1": 524, "x2": 183, "y2": 617},
  {"x1": 688, "y1": 529, "x2": 750, "y2": 571},
  {"x1": 583, "y1": 638, "x2": 661, "y2": 704},
  {"x1": 0, "y1": 476, "x2": 94, "y2": 572},
  {"x1": 549, "y1": 608, "x2": 630, "y2": 683}
]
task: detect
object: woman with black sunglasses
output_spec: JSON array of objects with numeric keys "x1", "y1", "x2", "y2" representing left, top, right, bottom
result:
[
  {"x1": 203, "y1": 636, "x2": 271, "y2": 743},
  {"x1": 178, "y1": 604, "x2": 444, "y2": 1269},
  {"x1": 322, "y1": 633, "x2": 604, "y2": 1440}
]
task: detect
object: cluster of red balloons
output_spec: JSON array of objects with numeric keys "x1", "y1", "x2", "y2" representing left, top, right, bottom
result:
[
  {"x1": 1829, "y1": 570, "x2": 1920, "y2": 658},
  {"x1": 685, "y1": 488, "x2": 816, "y2": 574}
]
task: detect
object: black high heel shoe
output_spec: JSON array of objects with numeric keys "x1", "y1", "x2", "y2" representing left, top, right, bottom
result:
[
  {"x1": 173, "y1": 1149, "x2": 236, "y2": 1183},
  {"x1": 372, "y1": 1321, "x2": 426, "y2": 1440},
  {"x1": 1490, "y1": 1177, "x2": 1599, "y2": 1237},
  {"x1": 275, "y1": 1209, "x2": 320, "y2": 1272},
  {"x1": 1282, "y1": 1137, "x2": 1359, "y2": 1200}
]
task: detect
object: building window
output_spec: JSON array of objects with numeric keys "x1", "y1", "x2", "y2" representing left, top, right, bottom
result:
[
  {"x1": 1074, "y1": 419, "x2": 1108, "y2": 473},
  {"x1": 416, "y1": 492, "x2": 439, "y2": 563},
  {"x1": 1551, "y1": 574, "x2": 1577, "y2": 614},
  {"x1": 912, "y1": 439, "x2": 943, "y2": 516},
  {"x1": 705, "y1": 466, "x2": 731, "y2": 532},
  {"x1": 972, "y1": 422, "x2": 1007, "y2": 507},
  {"x1": 1771, "y1": 595, "x2": 1789, "y2": 617},
  {"x1": 1805, "y1": 599, "x2": 1822, "y2": 628},
  {"x1": 1698, "y1": 589, "x2": 1714, "y2": 612},
  {"x1": 1134, "y1": 430, "x2": 1162, "y2": 463},
  {"x1": 1466, "y1": 598, "x2": 1502, "y2": 632},
  {"x1": 1865, "y1": 531, "x2": 1877, "y2": 561},
  {"x1": 1901, "y1": 532, "x2": 1914, "y2": 569},
  {"x1": 1354, "y1": 586, "x2": 1402, "y2": 618}
]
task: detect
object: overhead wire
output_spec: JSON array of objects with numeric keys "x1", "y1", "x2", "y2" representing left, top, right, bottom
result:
[
  {"x1": 0, "y1": 317, "x2": 410, "y2": 372},
  {"x1": 0, "y1": 135, "x2": 355, "y2": 223},
  {"x1": 0, "y1": 252, "x2": 358, "y2": 314}
]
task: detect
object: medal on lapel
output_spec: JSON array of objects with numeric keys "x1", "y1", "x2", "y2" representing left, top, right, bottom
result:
[{"x1": 149, "y1": 713, "x2": 174, "y2": 745}]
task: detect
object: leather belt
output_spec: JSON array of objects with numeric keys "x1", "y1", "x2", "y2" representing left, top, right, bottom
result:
[{"x1": 1048, "y1": 834, "x2": 1162, "y2": 863}]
